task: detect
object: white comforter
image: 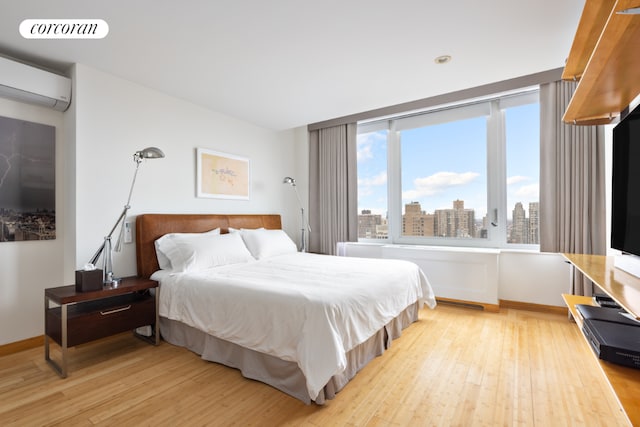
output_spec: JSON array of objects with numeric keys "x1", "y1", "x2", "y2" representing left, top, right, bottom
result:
[{"x1": 152, "y1": 252, "x2": 436, "y2": 400}]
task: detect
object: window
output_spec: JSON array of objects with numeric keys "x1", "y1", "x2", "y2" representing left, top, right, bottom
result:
[
  {"x1": 505, "y1": 102, "x2": 540, "y2": 245},
  {"x1": 356, "y1": 127, "x2": 388, "y2": 239},
  {"x1": 357, "y1": 89, "x2": 540, "y2": 249}
]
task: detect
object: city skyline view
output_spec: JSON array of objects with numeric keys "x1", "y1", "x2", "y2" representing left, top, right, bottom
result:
[
  {"x1": 358, "y1": 199, "x2": 540, "y2": 244},
  {"x1": 357, "y1": 102, "x2": 540, "y2": 233}
]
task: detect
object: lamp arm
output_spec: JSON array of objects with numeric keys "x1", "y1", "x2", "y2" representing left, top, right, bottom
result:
[
  {"x1": 88, "y1": 240, "x2": 106, "y2": 267},
  {"x1": 87, "y1": 162, "x2": 141, "y2": 265},
  {"x1": 293, "y1": 185, "x2": 312, "y2": 232},
  {"x1": 124, "y1": 160, "x2": 141, "y2": 208},
  {"x1": 112, "y1": 205, "x2": 130, "y2": 252},
  {"x1": 114, "y1": 162, "x2": 141, "y2": 251},
  {"x1": 87, "y1": 204, "x2": 130, "y2": 265}
]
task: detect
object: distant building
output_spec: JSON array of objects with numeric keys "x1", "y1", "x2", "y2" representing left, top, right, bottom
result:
[
  {"x1": 0, "y1": 210, "x2": 55, "y2": 242},
  {"x1": 375, "y1": 222, "x2": 388, "y2": 239},
  {"x1": 510, "y1": 202, "x2": 529, "y2": 243},
  {"x1": 358, "y1": 210, "x2": 388, "y2": 239},
  {"x1": 528, "y1": 202, "x2": 539, "y2": 244},
  {"x1": 358, "y1": 199, "x2": 539, "y2": 243},
  {"x1": 402, "y1": 202, "x2": 435, "y2": 236},
  {"x1": 509, "y1": 201, "x2": 539, "y2": 244},
  {"x1": 435, "y1": 199, "x2": 475, "y2": 238}
]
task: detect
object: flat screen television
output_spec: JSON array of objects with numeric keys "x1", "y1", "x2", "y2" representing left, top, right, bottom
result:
[{"x1": 611, "y1": 103, "x2": 640, "y2": 261}]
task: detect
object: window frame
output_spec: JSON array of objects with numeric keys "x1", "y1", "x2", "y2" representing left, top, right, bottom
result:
[{"x1": 357, "y1": 88, "x2": 540, "y2": 250}]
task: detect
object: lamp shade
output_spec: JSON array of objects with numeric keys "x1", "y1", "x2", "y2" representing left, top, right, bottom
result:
[
  {"x1": 283, "y1": 176, "x2": 296, "y2": 185},
  {"x1": 137, "y1": 147, "x2": 165, "y2": 159}
]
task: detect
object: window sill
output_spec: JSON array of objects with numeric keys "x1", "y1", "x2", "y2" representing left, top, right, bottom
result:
[{"x1": 348, "y1": 241, "x2": 542, "y2": 255}]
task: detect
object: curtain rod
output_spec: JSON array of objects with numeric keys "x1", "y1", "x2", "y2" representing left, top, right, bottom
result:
[
  {"x1": 358, "y1": 86, "x2": 540, "y2": 127},
  {"x1": 307, "y1": 67, "x2": 563, "y2": 131}
]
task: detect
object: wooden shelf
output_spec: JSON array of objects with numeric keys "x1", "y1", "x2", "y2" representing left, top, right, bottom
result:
[
  {"x1": 562, "y1": 293, "x2": 640, "y2": 426},
  {"x1": 45, "y1": 276, "x2": 158, "y2": 305},
  {"x1": 562, "y1": 0, "x2": 616, "y2": 82},
  {"x1": 563, "y1": 253, "x2": 640, "y2": 319},
  {"x1": 562, "y1": 0, "x2": 640, "y2": 125},
  {"x1": 562, "y1": 253, "x2": 640, "y2": 425}
]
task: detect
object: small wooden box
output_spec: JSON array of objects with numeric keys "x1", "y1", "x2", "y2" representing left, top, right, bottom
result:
[{"x1": 75, "y1": 269, "x2": 103, "y2": 292}]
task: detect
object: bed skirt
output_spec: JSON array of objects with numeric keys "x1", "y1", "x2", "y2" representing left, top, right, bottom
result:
[{"x1": 159, "y1": 301, "x2": 420, "y2": 404}]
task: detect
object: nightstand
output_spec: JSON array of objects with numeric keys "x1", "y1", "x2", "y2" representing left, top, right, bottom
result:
[{"x1": 44, "y1": 276, "x2": 159, "y2": 378}]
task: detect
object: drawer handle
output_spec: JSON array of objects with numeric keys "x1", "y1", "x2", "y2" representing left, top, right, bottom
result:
[{"x1": 100, "y1": 305, "x2": 131, "y2": 315}]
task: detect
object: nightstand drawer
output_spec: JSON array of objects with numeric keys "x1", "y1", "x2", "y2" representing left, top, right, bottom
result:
[{"x1": 46, "y1": 292, "x2": 155, "y2": 347}]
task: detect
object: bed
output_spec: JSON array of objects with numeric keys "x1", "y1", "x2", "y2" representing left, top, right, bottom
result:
[{"x1": 135, "y1": 213, "x2": 436, "y2": 404}]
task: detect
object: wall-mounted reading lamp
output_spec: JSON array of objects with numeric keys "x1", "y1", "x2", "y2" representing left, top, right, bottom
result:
[{"x1": 283, "y1": 176, "x2": 311, "y2": 252}]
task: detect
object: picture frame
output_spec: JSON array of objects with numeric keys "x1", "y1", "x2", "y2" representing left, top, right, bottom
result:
[
  {"x1": 0, "y1": 115, "x2": 56, "y2": 242},
  {"x1": 196, "y1": 148, "x2": 250, "y2": 200}
]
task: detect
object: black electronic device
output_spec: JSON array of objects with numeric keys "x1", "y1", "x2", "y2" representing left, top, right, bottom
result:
[
  {"x1": 593, "y1": 294, "x2": 622, "y2": 309},
  {"x1": 611, "y1": 102, "x2": 640, "y2": 257},
  {"x1": 582, "y1": 319, "x2": 640, "y2": 369},
  {"x1": 576, "y1": 304, "x2": 640, "y2": 327},
  {"x1": 599, "y1": 300, "x2": 622, "y2": 309}
]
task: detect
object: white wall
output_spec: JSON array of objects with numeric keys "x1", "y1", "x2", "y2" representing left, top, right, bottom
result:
[
  {"x1": 0, "y1": 98, "x2": 66, "y2": 345},
  {"x1": 288, "y1": 126, "x2": 310, "y2": 247},
  {"x1": 0, "y1": 64, "x2": 299, "y2": 345},
  {"x1": 498, "y1": 251, "x2": 569, "y2": 306},
  {"x1": 72, "y1": 64, "x2": 298, "y2": 278}
]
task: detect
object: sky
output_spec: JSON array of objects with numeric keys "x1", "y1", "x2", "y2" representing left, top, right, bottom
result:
[{"x1": 357, "y1": 102, "x2": 540, "y2": 221}]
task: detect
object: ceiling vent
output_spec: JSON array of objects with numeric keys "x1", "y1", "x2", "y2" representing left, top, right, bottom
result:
[{"x1": 0, "y1": 56, "x2": 71, "y2": 111}]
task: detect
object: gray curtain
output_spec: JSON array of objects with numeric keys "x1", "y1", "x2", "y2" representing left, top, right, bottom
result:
[
  {"x1": 540, "y1": 80, "x2": 606, "y2": 296},
  {"x1": 308, "y1": 123, "x2": 358, "y2": 255}
]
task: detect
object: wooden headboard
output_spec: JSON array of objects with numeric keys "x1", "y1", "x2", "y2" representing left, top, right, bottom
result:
[{"x1": 135, "y1": 213, "x2": 282, "y2": 279}]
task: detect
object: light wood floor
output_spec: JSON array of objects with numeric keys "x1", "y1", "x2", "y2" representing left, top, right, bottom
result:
[{"x1": 0, "y1": 305, "x2": 631, "y2": 426}]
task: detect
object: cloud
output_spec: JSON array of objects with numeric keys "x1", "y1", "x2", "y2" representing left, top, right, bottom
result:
[
  {"x1": 357, "y1": 131, "x2": 385, "y2": 162},
  {"x1": 507, "y1": 175, "x2": 530, "y2": 185},
  {"x1": 358, "y1": 171, "x2": 387, "y2": 197},
  {"x1": 359, "y1": 171, "x2": 387, "y2": 187},
  {"x1": 402, "y1": 171, "x2": 479, "y2": 200},
  {"x1": 515, "y1": 183, "x2": 539, "y2": 199},
  {"x1": 357, "y1": 142, "x2": 373, "y2": 162}
]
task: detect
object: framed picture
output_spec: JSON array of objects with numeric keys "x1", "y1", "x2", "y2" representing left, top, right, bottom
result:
[
  {"x1": 196, "y1": 148, "x2": 250, "y2": 200},
  {"x1": 0, "y1": 115, "x2": 56, "y2": 242}
]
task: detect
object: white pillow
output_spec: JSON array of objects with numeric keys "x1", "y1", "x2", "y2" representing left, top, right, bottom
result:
[
  {"x1": 162, "y1": 232, "x2": 254, "y2": 272},
  {"x1": 155, "y1": 228, "x2": 220, "y2": 270},
  {"x1": 228, "y1": 226, "x2": 264, "y2": 233},
  {"x1": 240, "y1": 228, "x2": 298, "y2": 259}
]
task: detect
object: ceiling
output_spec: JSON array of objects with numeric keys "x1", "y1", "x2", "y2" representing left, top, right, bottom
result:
[{"x1": 0, "y1": 0, "x2": 584, "y2": 131}]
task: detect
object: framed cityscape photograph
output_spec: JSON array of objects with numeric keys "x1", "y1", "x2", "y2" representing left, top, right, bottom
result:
[
  {"x1": 196, "y1": 148, "x2": 250, "y2": 200},
  {"x1": 0, "y1": 115, "x2": 56, "y2": 242}
]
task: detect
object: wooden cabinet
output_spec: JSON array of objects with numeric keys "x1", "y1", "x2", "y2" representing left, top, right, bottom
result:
[
  {"x1": 562, "y1": 0, "x2": 640, "y2": 125},
  {"x1": 44, "y1": 276, "x2": 159, "y2": 378},
  {"x1": 562, "y1": 253, "x2": 640, "y2": 426}
]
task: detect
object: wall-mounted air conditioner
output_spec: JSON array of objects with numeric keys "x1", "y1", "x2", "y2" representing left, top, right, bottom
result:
[{"x1": 0, "y1": 56, "x2": 71, "y2": 111}]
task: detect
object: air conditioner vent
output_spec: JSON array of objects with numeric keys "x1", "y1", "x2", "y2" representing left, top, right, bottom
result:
[{"x1": 0, "y1": 56, "x2": 71, "y2": 111}]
